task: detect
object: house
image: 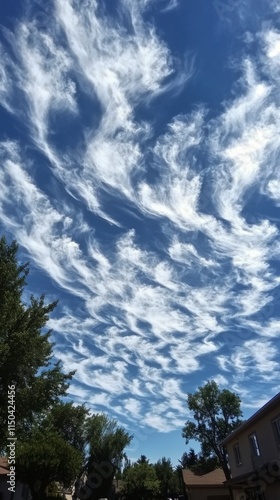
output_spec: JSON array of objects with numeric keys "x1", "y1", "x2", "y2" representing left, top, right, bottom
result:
[
  {"x1": 182, "y1": 467, "x2": 231, "y2": 500},
  {"x1": 0, "y1": 457, "x2": 29, "y2": 500},
  {"x1": 220, "y1": 392, "x2": 280, "y2": 500}
]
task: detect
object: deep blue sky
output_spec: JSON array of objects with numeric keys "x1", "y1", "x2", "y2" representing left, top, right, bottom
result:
[{"x1": 0, "y1": 0, "x2": 280, "y2": 465}]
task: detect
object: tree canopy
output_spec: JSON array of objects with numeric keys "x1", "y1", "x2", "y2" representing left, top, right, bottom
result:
[
  {"x1": 180, "y1": 448, "x2": 219, "y2": 475},
  {"x1": 182, "y1": 380, "x2": 243, "y2": 480},
  {"x1": 41, "y1": 401, "x2": 90, "y2": 456},
  {"x1": 0, "y1": 236, "x2": 74, "y2": 448},
  {"x1": 121, "y1": 460, "x2": 160, "y2": 500},
  {"x1": 0, "y1": 236, "x2": 132, "y2": 500},
  {"x1": 75, "y1": 413, "x2": 133, "y2": 500},
  {"x1": 16, "y1": 430, "x2": 83, "y2": 500},
  {"x1": 154, "y1": 457, "x2": 180, "y2": 499}
]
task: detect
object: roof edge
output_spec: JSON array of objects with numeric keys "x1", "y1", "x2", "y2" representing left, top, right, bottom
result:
[{"x1": 220, "y1": 392, "x2": 280, "y2": 446}]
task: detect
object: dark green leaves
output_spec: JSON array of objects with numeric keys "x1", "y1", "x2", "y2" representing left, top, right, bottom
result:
[{"x1": 182, "y1": 381, "x2": 243, "y2": 479}]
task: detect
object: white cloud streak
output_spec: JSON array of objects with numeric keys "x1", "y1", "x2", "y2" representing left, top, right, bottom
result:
[{"x1": 0, "y1": 1, "x2": 279, "y2": 431}]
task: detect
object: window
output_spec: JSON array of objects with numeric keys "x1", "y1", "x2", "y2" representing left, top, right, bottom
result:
[
  {"x1": 272, "y1": 416, "x2": 280, "y2": 446},
  {"x1": 248, "y1": 491, "x2": 266, "y2": 500},
  {"x1": 249, "y1": 432, "x2": 261, "y2": 457},
  {"x1": 233, "y1": 443, "x2": 242, "y2": 465}
]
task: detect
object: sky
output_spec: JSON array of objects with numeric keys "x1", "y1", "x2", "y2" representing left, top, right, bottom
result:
[{"x1": 0, "y1": 0, "x2": 280, "y2": 466}]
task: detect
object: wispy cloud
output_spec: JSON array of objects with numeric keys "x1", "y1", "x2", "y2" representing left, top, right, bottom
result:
[{"x1": 0, "y1": 0, "x2": 280, "y2": 433}]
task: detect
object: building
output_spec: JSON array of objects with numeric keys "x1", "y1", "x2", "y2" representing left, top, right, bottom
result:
[
  {"x1": 0, "y1": 457, "x2": 29, "y2": 500},
  {"x1": 220, "y1": 392, "x2": 280, "y2": 500},
  {"x1": 182, "y1": 468, "x2": 231, "y2": 500}
]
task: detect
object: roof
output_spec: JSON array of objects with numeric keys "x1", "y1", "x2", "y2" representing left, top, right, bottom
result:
[
  {"x1": 182, "y1": 468, "x2": 227, "y2": 487},
  {"x1": 0, "y1": 457, "x2": 9, "y2": 476},
  {"x1": 221, "y1": 391, "x2": 280, "y2": 446}
]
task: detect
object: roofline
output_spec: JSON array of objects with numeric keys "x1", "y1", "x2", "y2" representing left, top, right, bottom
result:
[
  {"x1": 220, "y1": 392, "x2": 280, "y2": 446},
  {"x1": 185, "y1": 485, "x2": 226, "y2": 489}
]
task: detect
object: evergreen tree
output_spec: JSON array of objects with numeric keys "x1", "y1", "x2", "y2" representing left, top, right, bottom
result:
[
  {"x1": 154, "y1": 457, "x2": 180, "y2": 498},
  {"x1": 180, "y1": 448, "x2": 219, "y2": 474},
  {"x1": 0, "y1": 236, "x2": 74, "y2": 450}
]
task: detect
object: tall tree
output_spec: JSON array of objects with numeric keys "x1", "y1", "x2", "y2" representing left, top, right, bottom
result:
[
  {"x1": 180, "y1": 448, "x2": 219, "y2": 474},
  {"x1": 0, "y1": 237, "x2": 133, "y2": 499},
  {"x1": 42, "y1": 402, "x2": 90, "y2": 456},
  {"x1": 121, "y1": 460, "x2": 160, "y2": 500},
  {"x1": 154, "y1": 457, "x2": 180, "y2": 499},
  {"x1": 182, "y1": 381, "x2": 243, "y2": 481},
  {"x1": 75, "y1": 414, "x2": 133, "y2": 500},
  {"x1": 16, "y1": 430, "x2": 82, "y2": 500},
  {"x1": 0, "y1": 236, "x2": 74, "y2": 450},
  {"x1": 137, "y1": 455, "x2": 150, "y2": 465},
  {"x1": 180, "y1": 448, "x2": 198, "y2": 469}
]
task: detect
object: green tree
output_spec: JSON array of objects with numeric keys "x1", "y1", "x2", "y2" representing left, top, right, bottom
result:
[
  {"x1": 16, "y1": 405, "x2": 131, "y2": 500},
  {"x1": 182, "y1": 381, "x2": 242, "y2": 481},
  {"x1": 42, "y1": 402, "x2": 90, "y2": 456},
  {"x1": 16, "y1": 430, "x2": 82, "y2": 500},
  {"x1": 180, "y1": 448, "x2": 219, "y2": 474},
  {"x1": 180, "y1": 448, "x2": 198, "y2": 469},
  {"x1": 0, "y1": 237, "x2": 133, "y2": 500},
  {"x1": 137, "y1": 455, "x2": 150, "y2": 464},
  {"x1": 154, "y1": 457, "x2": 180, "y2": 499},
  {"x1": 75, "y1": 414, "x2": 133, "y2": 500},
  {"x1": 174, "y1": 464, "x2": 186, "y2": 498},
  {"x1": 0, "y1": 236, "x2": 74, "y2": 449},
  {"x1": 122, "y1": 460, "x2": 160, "y2": 500}
]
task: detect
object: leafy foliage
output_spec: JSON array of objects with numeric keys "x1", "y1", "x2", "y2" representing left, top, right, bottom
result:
[
  {"x1": 75, "y1": 414, "x2": 133, "y2": 500},
  {"x1": 182, "y1": 380, "x2": 243, "y2": 479},
  {"x1": 121, "y1": 460, "x2": 160, "y2": 500},
  {"x1": 16, "y1": 430, "x2": 82, "y2": 500},
  {"x1": 0, "y1": 236, "x2": 74, "y2": 449},
  {"x1": 154, "y1": 457, "x2": 180, "y2": 498},
  {"x1": 0, "y1": 237, "x2": 133, "y2": 500},
  {"x1": 180, "y1": 448, "x2": 198, "y2": 469},
  {"x1": 86, "y1": 413, "x2": 132, "y2": 467},
  {"x1": 42, "y1": 401, "x2": 90, "y2": 456},
  {"x1": 180, "y1": 448, "x2": 219, "y2": 474}
]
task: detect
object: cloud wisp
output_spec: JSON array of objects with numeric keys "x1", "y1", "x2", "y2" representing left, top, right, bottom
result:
[{"x1": 0, "y1": 0, "x2": 280, "y2": 431}]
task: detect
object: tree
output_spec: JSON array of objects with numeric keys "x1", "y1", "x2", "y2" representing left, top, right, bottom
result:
[
  {"x1": 137, "y1": 455, "x2": 150, "y2": 464},
  {"x1": 0, "y1": 237, "x2": 133, "y2": 499},
  {"x1": 16, "y1": 430, "x2": 82, "y2": 500},
  {"x1": 74, "y1": 414, "x2": 133, "y2": 500},
  {"x1": 0, "y1": 236, "x2": 74, "y2": 449},
  {"x1": 154, "y1": 457, "x2": 180, "y2": 499},
  {"x1": 180, "y1": 448, "x2": 219, "y2": 474},
  {"x1": 121, "y1": 460, "x2": 160, "y2": 500},
  {"x1": 16, "y1": 405, "x2": 131, "y2": 500},
  {"x1": 180, "y1": 448, "x2": 198, "y2": 469},
  {"x1": 182, "y1": 381, "x2": 242, "y2": 481},
  {"x1": 42, "y1": 401, "x2": 90, "y2": 456}
]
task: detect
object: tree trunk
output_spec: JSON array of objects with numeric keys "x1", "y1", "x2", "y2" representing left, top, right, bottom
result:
[{"x1": 220, "y1": 464, "x2": 234, "y2": 500}]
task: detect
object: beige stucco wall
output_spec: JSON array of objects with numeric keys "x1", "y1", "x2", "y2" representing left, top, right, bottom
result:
[
  {"x1": 227, "y1": 405, "x2": 280, "y2": 477},
  {"x1": 186, "y1": 486, "x2": 231, "y2": 500}
]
